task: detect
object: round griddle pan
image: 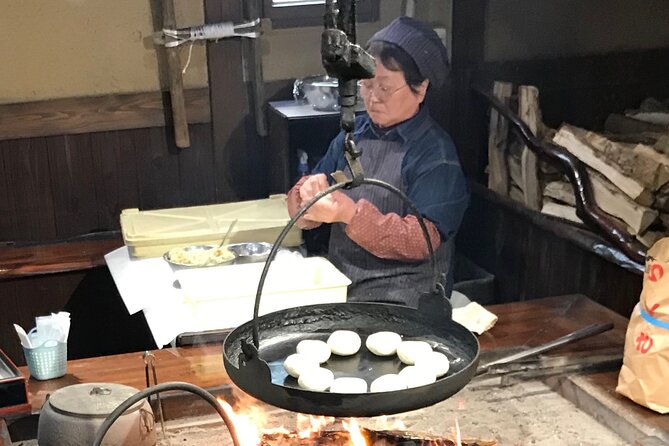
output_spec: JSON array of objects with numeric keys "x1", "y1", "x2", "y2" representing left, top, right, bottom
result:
[
  {"x1": 223, "y1": 299, "x2": 479, "y2": 417},
  {"x1": 223, "y1": 179, "x2": 479, "y2": 417}
]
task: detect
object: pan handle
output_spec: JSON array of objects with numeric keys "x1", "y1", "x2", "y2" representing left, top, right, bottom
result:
[{"x1": 476, "y1": 322, "x2": 614, "y2": 376}]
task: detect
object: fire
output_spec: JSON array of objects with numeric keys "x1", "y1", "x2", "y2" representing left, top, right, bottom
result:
[
  {"x1": 296, "y1": 413, "x2": 335, "y2": 438},
  {"x1": 454, "y1": 417, "x2": 462, "y2": 446},
  {"x1": 218, "y1": 398, "x2": 262, "y2": 445},
  {"x1": 342, "y1": 418, "x2": 367, "y2": 446},
  {"x1": 218, "y1": 398, "x2": 368, "y2": 445},
  {"x1": 216, "y1": 398, "x2": 470, "y2": 446}
]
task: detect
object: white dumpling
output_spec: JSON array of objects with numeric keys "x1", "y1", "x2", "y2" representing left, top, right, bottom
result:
[
  {"x1": 283, "y1": 353, "x2": 319, "y2": 378},
  {"x1": 396, "y1": 341, "x2": 433, "y2": 365},
  {"x1": 297, "y1": 367, "x2": 335, "y2": 392},
  {"x1": 296, "y1": 339, "x2": 331, "y2": 364},
  {"x1": 370, "y1": 374, "x2": 407, "y2": 393},
  {"x1": 398, "y1": 366, "x2": 437, "y2": 388},
  {"x1": 365, "y1": 331, "x2": 403, "y2": 356},
  {"x1": 414, "y1": 351, "x2": 450, "y2": 377},
  {"x1": 327, "y1": 330, "x2": 362, "y2": 356},
  {"x1": 329, "y1": 377, "x2": 368, "y2": 394}
]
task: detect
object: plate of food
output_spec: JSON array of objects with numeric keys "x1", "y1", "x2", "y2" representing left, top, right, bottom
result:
[{"x1": 163, "y1": 244, "x2": 237, "y2": 270}]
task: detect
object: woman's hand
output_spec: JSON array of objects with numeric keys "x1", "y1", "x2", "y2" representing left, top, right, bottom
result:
[
  {"x1": 298, "y1": 174, "x2": 330, "y2": 203},
  {"x1": 304, "y1": 191, "x2": 356, "y2": 224},
  {"x1": 298, "y1": 174, "x2": 356, "y2": 224}
]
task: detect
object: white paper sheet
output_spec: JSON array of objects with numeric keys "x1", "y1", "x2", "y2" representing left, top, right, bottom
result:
[
  {"x1": 105, "y1": 246, "x2": 188, "y2": 346},
  {"x1": 104, "y1": 246, "x2": 176, "y2": 315},
  {"x1": 104, "y1": 247, "x2": 349, "y2": 348}
]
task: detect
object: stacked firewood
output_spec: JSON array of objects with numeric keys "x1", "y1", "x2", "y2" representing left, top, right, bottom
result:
[{"x1": 486, "y1": 80, "x2": 669, "y2": 248}]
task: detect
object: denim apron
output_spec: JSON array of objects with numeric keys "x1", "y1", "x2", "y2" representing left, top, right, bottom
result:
[{"x1": 326, "y1": 130, "x2": 452, "y2": 307}]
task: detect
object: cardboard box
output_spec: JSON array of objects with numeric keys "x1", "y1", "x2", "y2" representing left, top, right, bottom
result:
[{"x1": 120, "y1": 195, "x2": 302, "y2": 258}]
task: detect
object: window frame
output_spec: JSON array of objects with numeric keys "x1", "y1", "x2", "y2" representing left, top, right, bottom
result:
[{"x1": 263, "y1": 0, "x2": 380, "y2": 29}]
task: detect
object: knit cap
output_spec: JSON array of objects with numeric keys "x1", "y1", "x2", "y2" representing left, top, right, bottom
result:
[{"x1": 367, "y1": 16, "x2": 449, "y2": 88}]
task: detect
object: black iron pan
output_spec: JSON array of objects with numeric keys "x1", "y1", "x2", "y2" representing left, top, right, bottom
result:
[{"x1": 223, "y1": 297, "x2": 478, "y2": 417}]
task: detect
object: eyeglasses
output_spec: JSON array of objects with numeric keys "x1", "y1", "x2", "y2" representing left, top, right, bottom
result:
[{"x1": 358, "y1": 80, "x2": 409, "y2": 102}]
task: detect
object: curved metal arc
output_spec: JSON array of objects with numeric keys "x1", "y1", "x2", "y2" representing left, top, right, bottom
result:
[
  {"x1": 251, "y1": 178, "x2": 439, "y2": 348},
  {"x1": 472, "y1": 84, "x2": 646, "y2": 267},
  {"x1": 92, "y1": 382, "x2": 240, "y2": 446}
]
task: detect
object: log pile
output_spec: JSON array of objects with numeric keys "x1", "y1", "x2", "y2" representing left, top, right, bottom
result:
[{"x1": 486, "y1": 82, "x2": 669, "y2": 248}]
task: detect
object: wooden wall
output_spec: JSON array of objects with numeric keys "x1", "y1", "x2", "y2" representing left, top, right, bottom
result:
[
  {"x1": 450, "y1": 2, "x2": 669, "y2": 181},
  {"x1": 457, "y1": 185, "x2": 643, "y2": 317},
  {"x1": 0, "y1": 123, "x2": 221, "y2": 242}
]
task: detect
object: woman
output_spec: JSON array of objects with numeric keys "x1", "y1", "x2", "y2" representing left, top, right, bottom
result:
[{"x1": 287, "y1": 17, "x2": 468, "y2": 307}]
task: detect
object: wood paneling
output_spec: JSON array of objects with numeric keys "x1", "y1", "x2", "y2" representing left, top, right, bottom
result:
[
  {"x1": 0, "y1": 89, "x2": 211, "y2": 141},
  {"x1": 135, "y1": 126, "x2": 181, "y2": 210},
  {"x1": 90, "y1": 130, "x2": 139, "y2": 231},
  {"x1": 176, "y1": 123, "x2": 216, "y2": 205},
  {"x1": 0, "y1": 142, "x2": 13, "y2": 238},
  {"x1": 1, "y1": 138, "x2": 57, "y2": 241},
  {"x1": 46, "y1": 134, "x2": 99, "y2": 238},
  {"x1": 0, "y1": 123, "x2": 223, "y2": 243},
  {"x1": 457, "y1": 184, "x2": 643, "y2": 317},
  {"x1": 0, "y1": 272, "x2": 85, "y2": 366}
]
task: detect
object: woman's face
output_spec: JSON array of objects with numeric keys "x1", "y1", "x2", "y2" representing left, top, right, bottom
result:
[{"x1": 361, "y1": 62, "x2": 429, "y2": 128}]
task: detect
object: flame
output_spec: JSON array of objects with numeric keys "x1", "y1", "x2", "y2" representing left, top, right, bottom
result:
[
  {"x1": 217, "y1": 398, "x2": 261, "y2": 446},
  {"x1": 343, "y1": 418, "x2": 368, "y2": 446},
  {"x1": 217, "y1": 398, "x2": 459, "y2": 446},
  {"x1": 454, "y1": 417, "x2": 462, "y2": 446},
  {"x1": 296, "y1": 413, "x2": 336, "y2": 438}
]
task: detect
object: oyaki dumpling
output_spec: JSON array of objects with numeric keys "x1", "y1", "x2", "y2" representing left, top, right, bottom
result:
[
  {"x1": 330, "y1": 377, "x2": 368, "y2": 394},
  {"x1": 283, "y1": 353, "x2": 319, "y2": 378},
  {"x1": 365, "y1": 331, "x2": 403, "y2": 356},
  {"x1": 414, "y1": 351, "x2": 450, "y2": 377},
  {"x1": 396, "y1": 341, "x2": 433, "y2": 365},
  {"x1": 327, "y1": 330, "x2": 362, "y2": 356},
  {"x1": 370, "y1": 374, "x2": 407, "y2": 393},
  {"x1": 298, "y1": 367, "x2": 335, "y2": 392},
  {"x1": 398, "y1": 366, "x2": 437, "y2": 388},
  {"x1": 296, "y1": 339, "x2": 331, "y2": 364}
]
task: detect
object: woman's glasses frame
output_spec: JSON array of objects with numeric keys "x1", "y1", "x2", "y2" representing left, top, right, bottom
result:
[{"x1": 358, "y1": 80, "x2": 409, "y2": 102}]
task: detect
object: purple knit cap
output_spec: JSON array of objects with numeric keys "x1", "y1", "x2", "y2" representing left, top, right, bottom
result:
[{"x1": 367, "y1": 16, "x2": 449, "y2": 88}]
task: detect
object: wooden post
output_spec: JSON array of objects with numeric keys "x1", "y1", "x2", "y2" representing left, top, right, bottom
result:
[
  {"x1": 162, "y1": 0, "x2": 190, "y2": 148},
  {"x1": 519, "y1": 85, "x2": 542, "y2": 210},
  {"x1": 487, "y1": 81, "x2": 513, "y2": 196}
]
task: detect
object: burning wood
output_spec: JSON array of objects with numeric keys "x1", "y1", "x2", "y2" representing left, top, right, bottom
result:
[
  {"x1": 259, "y1": 428, "x2": 496, "y2": 446},
  {"x1": 218, "y1": 394, "x2": 496, "y2": 446}
]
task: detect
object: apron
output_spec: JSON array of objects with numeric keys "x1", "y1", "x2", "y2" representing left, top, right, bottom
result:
[{"x1": 327, "y1": 133, "x2": 453, "y2": 308}]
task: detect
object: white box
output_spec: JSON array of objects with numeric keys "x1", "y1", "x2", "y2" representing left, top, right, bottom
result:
[{"x1": 175, "y1": 256, "x2": 351, "y2": 331}]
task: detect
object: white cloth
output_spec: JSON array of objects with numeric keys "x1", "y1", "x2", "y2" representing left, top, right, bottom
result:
[{"x1": 452, "y1": 301, "x2": 498, "y2": 335}]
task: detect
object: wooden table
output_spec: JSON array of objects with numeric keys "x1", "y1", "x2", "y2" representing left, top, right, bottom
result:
[
  {"x1": 0, "y1": 236, "x2": 122, "y2": 280},
  {"x1": 13, "y1": 294, "x2": 669, "y2": 444}
]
